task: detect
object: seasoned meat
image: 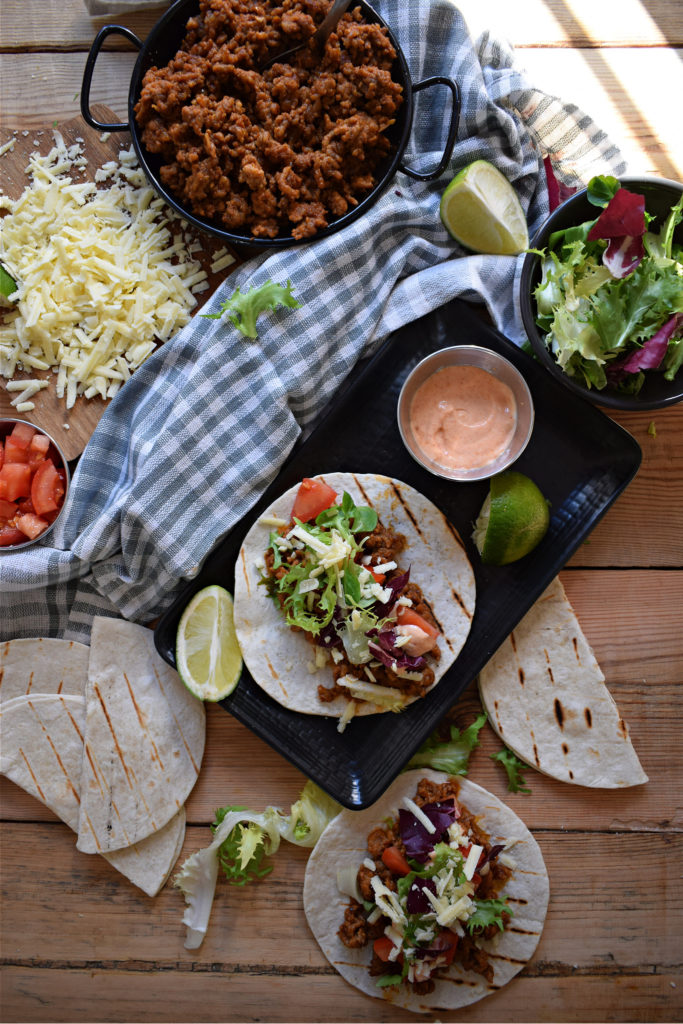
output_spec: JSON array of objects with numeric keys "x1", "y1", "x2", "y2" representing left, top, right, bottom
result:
[{"x1": 135, "y1": 0, "x2": 403, "y2": 239}]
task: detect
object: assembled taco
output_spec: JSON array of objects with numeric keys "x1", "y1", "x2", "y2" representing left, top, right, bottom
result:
[
  {"x1": 233, "y1": 474, "x2": 476, "y2": 725},
  {"x1": 303, "y1": 769, "x2": 549, "y2": 1013}
]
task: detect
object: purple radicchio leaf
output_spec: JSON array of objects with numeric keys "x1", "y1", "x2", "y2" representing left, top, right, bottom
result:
[
  {"x1": 373, "y1": 568, "x2": 410, "y2": 616},
  {"x1": 406, "y1": 877, "x2": 437, "y2": 915},
  {"x1": 399, "y1": 800, "x2": 458, "y2": 863},
  {"x1": 603, "y1": 234, "x2": 645, "y2": 278},
  {"x1": 478, "y1": 843, "x2": 504, "y2": 871},
  {"x1": 608, "y1": 313, "x2": 682, "y2": 380}
]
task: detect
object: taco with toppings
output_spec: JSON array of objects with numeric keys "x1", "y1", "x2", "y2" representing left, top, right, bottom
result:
[
  {"x1": 233, "y1": 473, "x2": 475, "y2": 726},
  {"x1": 303, "y1": 769, "x2": 549, "y2": 1013}
]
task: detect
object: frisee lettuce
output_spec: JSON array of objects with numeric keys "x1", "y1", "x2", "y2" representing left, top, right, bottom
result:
[
  {"x1": 406, "y1": 712, "x2": 487, "y2": 776},
  {"x1": 466, "y1": 896, "x2": 510, "y2": 933},
  {"x1": 202, "y1": 279, "x2": 301, "y2": 338},
  {"x1": 491, "y1": 748, "x2": 532, "y2": 794},
  {"x1": 174, "y1": 780, "x2": 341, "y2": 949}
]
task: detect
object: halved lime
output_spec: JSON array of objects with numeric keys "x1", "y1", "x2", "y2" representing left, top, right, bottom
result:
[
  {"x1": 473, "y1": 471, "x2": 550, "y2": 565},
  {"x1": 176, "y1": 585, "x2": 243, "y2": 701},
  {"x1": 440, "y1": 160, "x2": 529, "y2": 255}
]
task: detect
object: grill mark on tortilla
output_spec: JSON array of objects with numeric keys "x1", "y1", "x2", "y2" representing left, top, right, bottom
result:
[
  {"x1": 518, "y1": 668, "x2": 525, "y2": 687},
  {"x1": 443, "y1": 517, "x2": 466, "y2": 552},
  {"x1": 34, "y1": 700, "x2": 80, "y2": 805},
  {"x1": 568, "y1": 769, "x2": 574, "y2": 779},
  {"x1": 618, "y1": 717, "x2": 628, "y2": 738},
  {"x1": 554, "y1": 698, "x2": 565, "y2": 730},
  {"x1": 81, "y1": 811, "x2": 103, "y2": 851},
  {"x1": 125, "y1": 762, "x2": 158, "y2": 830},
  {"x1": 510, "y1": 632, "x2": 517, "y2": 654},
  {"x1": 505, "y1": 896, "x2": 528, "y2": 905},
  {"x1": 488, "y1": 952, "x2": 530, "y2": 965},
  {"x1": 572, "y1": 636, "x2": 579, "y2": 660},
  {"x1": 151, "y1": 664, "x2": 200, "y2": 776},
  {"x1": 94, "y1": 683, "x2": 134, "y2": 790},
  {"x1": 84, "y1": 744, "x2": 107, "y2": 799},
  {"x1": 26, "y1": 671, "x2": 34, "y2": 694},
  {"x1": 509, "y1": 926, "x2": 541, "y2": 935},
  {"x1": 66, "y1": 706, "x2": 84, "y2": 744},
  {"x1": 562, "y1": 743, "x2": 569, "y2": 755},
  {"x1": 448, "y1": 586, "x2": 472, "y2": 623},
  {"x1": 19, "y1": 748, "x2": 46, "y2": 801},
  {"x1": 124, "y1": 670, "x2": 165, "y2": 771},
  {"x1": 585, "y1": 708, "x2": 593, "y2": 728},
  {"x1": 388, "y1": 480, "x2": 421, "y2": 536}
]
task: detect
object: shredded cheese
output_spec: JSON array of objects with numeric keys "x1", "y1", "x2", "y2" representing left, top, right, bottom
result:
[{"x1": 0, "y1": 133, "x2": 208, "y2": 407}]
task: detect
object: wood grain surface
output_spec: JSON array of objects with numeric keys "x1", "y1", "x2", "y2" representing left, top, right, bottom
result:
[{"x1": 1, "y1": 2, "x2": 682, "y2": 1022}]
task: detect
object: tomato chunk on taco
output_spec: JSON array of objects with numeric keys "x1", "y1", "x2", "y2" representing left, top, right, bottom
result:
[{"x1": 233, "y1": 474, "x2": 475, "y2": 725}]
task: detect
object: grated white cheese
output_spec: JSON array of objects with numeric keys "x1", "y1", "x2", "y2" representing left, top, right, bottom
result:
[
  {"x1": 0, "y1": 139, "x2": 16, "y2": 157},
  {"x1": 362, "y1": 858, "x2": 376, "y2": 872},
  {"x1": 402, "y1": 796, "x2": 436, "y2": 834},
  {"x1": 337, "y1": 699, "x2": 357, "y2": 733},
  {"x1": 0, "y1": 135, "x2": 207, "y2": 407},
  {"x1": 463, "y1": 844, "x2": 483, "y2": 881}
]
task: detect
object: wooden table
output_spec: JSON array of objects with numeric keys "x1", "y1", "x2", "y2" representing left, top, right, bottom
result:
[{"x1": 1, "y1": 2, "x2": 681, "y2": 1021}]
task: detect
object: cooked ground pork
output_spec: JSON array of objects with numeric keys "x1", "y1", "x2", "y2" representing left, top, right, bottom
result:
[{"x1": 135, "y1": 0, "x2": 403, "y2": 239}]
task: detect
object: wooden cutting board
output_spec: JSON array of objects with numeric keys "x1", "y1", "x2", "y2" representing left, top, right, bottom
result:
[{"x1": 0, "y1": 106, "x2": 237, "y2": 461}]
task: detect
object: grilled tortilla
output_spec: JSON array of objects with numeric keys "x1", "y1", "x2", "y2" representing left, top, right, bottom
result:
[
  {"x1": 0, "y1": 638, "x2": 187, "y2": 896},
  {"x1": 76, "y1": 617, "x2": 205, "y2": 854},
  {"x1": 479, "y1": 576, "x2": 647, "y2": 788},
  {"x1": 303, "y1": 769, "x2": 549, "y2": 1013},
  {"x1": 233, "y1": 473, "x2": 476, "y2": 719}
]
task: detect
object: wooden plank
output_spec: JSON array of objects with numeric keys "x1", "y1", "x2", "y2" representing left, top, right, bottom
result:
[
  {"x1": 568, "y1": 408, "x2": 683, "y2": 568},
  {"x1": 1, "y1": 968, "x2": 681, "y2": 1024},
  {"x1": 3, "y1": 673, "x2": 677, "y2": 831},
  {"x1": 0, "y1": 823, "x2": 680, "y2": 973},
  {"x1": 2, "y1": 0, "x2": 682, "y2": 50},
  {"x1": 2, "y1": 570, "x2": 680, "y2": 829},
  {"x1": 0, "y1": 49, "x2": 681, "y2": 178}
]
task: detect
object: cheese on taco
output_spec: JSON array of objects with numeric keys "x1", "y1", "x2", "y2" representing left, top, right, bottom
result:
[
  {"x1": 233, "y1": 473, "x2": 475, "y2": 725},
  {"x1": 303, "y1": 768, "x2": 549, "y2": 1013}
]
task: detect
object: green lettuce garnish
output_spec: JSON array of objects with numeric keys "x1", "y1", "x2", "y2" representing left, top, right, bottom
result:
[
  {"x1": 466, "y1": 897, "x2": 510, "y2": 933},
  {"x1": 491, "y1": 748, "x2": 532, "y2": 794},
  {"x1": 175, "y1": 780, "x2": 341, "y2": 949},
  {"x1": 202, "y1": 279, "x2": 301, "y2": 338},
  {"x1": 406, "y1": 713, "x2": 487, "y2": 776}
]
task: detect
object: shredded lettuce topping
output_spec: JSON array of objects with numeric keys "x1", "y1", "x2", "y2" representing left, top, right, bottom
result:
[
  {"x1": 534, "y1": 175, "x2": 683, "y2": 394},
  {"x1": 491, "y1": 747, "x2": 532, "y2": 794}
]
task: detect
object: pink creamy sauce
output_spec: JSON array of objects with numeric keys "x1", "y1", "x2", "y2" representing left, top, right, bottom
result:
[{"x1": 409, "y1": 365, "x2": 517, "y2": 471}]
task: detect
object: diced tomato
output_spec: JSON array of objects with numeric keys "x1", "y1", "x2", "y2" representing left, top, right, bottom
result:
[
  {"x1": 0, "y1": 498, "x2": 16, "y2": 518},
  {"x1": 9, "y1": 421, "x2": 36, "y2": 449},
  {"x1": 4, "y1": 435, "x2": 30, "y2": 464},
  {"x1": 381, "y1": 845, "x2": 412, "y2": 876},
  {"x1": 471, "y1": 871, "x2": 482, "y2": 891},
  {"x1": 368, "y1": 566, "x2": 386, "y2": 583},
  {"x1": 0, "y1": 526, "x2": 27, "y2": 547},
  {"x1": 31, "y1": 460, "x2": 61, "y2": 516},
  {"x1": 0, "y1": 463, "x2": 32, "y2": 501},
  {"x1": 16, "y1": 495, "x2": 35, "y2": 515},
  {"x1": 16, "y1": 512, "x2": 49, "y2": 540},
  {"x1": 429, "y1": 930, "x2": 459, "y2": 966},
  {"x1": 373, "y1": 937, "x2": 400, "y2": 963},
  {"x1": 290, "y1": 477, "x2": 338, "y2": 523},
  {"x1": 396, "y1": 606, "x2": 440, "y2": 639},
  {"x1": 28, "y1": 432, "x2": 50, "y2": 457}
]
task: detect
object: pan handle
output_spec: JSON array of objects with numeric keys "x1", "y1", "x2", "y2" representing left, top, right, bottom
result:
[
  {"x1": 81, "y1": 25, "x2": 143, "y2": 132},
  {"x1": 399, "y1": 77, "x2": 460, "y2": 182}
]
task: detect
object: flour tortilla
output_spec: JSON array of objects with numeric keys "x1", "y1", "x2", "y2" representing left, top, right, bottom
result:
[
  {"x1": 0, "y1": 690, "x2": 186, "y2": 896},
  {"x1": 304, "y1": 769, "x2": 549, "y2": 1014},
  {"x1": 233, "y1": 473, "x2": 476, "y2": 717},
  {"x1": 0, "y1": 637, "x2": 89, "y2": 702},
  {"x1": 479, "y1": 576, "x2": 647, "y2": 788},
  {"x1": 77, "y1": 617, "x2": 205, "y2": 854}
]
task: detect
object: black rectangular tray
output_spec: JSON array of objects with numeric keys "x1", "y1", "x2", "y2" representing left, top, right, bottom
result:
[{"x1": 155, "y1": 299, "x2": 641, "y2": 809}]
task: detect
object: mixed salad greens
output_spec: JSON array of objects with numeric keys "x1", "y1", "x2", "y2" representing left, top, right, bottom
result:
[{"x1": 534, "y1": 175, "x2": 683, "y2": 394}]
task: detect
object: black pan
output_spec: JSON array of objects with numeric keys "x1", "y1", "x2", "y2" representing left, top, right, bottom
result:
[{"x1": 81, "y1": 0, "x2": 460, "y2": 251}]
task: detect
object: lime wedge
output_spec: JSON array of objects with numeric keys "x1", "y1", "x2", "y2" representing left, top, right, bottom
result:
[
  {"x1": 473, "y1": 471, "x2": 550, "y2": 565},
  {"x1": 440, "y1": 160, "x2": 529, "y2": 255},
  {"x1": 176, "y1": 585, "x2": 243, "y2": 701}
]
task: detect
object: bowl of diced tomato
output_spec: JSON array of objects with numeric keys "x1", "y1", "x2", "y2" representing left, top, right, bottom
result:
[{"x1": 0, "y1": 419, "x2": 70, "y2": 550}]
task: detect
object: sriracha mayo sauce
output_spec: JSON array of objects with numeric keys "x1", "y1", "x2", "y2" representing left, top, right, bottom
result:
[{"x1": 409, "y1": 365, "x2": 517, "y2": 472}]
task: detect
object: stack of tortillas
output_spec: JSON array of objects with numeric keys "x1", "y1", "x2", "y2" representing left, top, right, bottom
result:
[
  {"x1": 0, "y1": 618, "x2": 206, "y2": 895},
  {"x1": 479, "y1": 576, "x2": 647, "y2": 788}
]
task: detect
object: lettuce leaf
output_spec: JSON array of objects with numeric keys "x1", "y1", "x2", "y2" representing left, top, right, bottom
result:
[
  {"x1": 202, "y1": 279, "x2": 301, "y2": 338},
  {"x1": 406, "y1": 713, "x2": 487, "y2": 776},
  {"x1": 491, "y1": 748, "x2": 532, "y2": 794},
  {"x1": 174, "y1": 780, "x2": 341, "y2": 949}
]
